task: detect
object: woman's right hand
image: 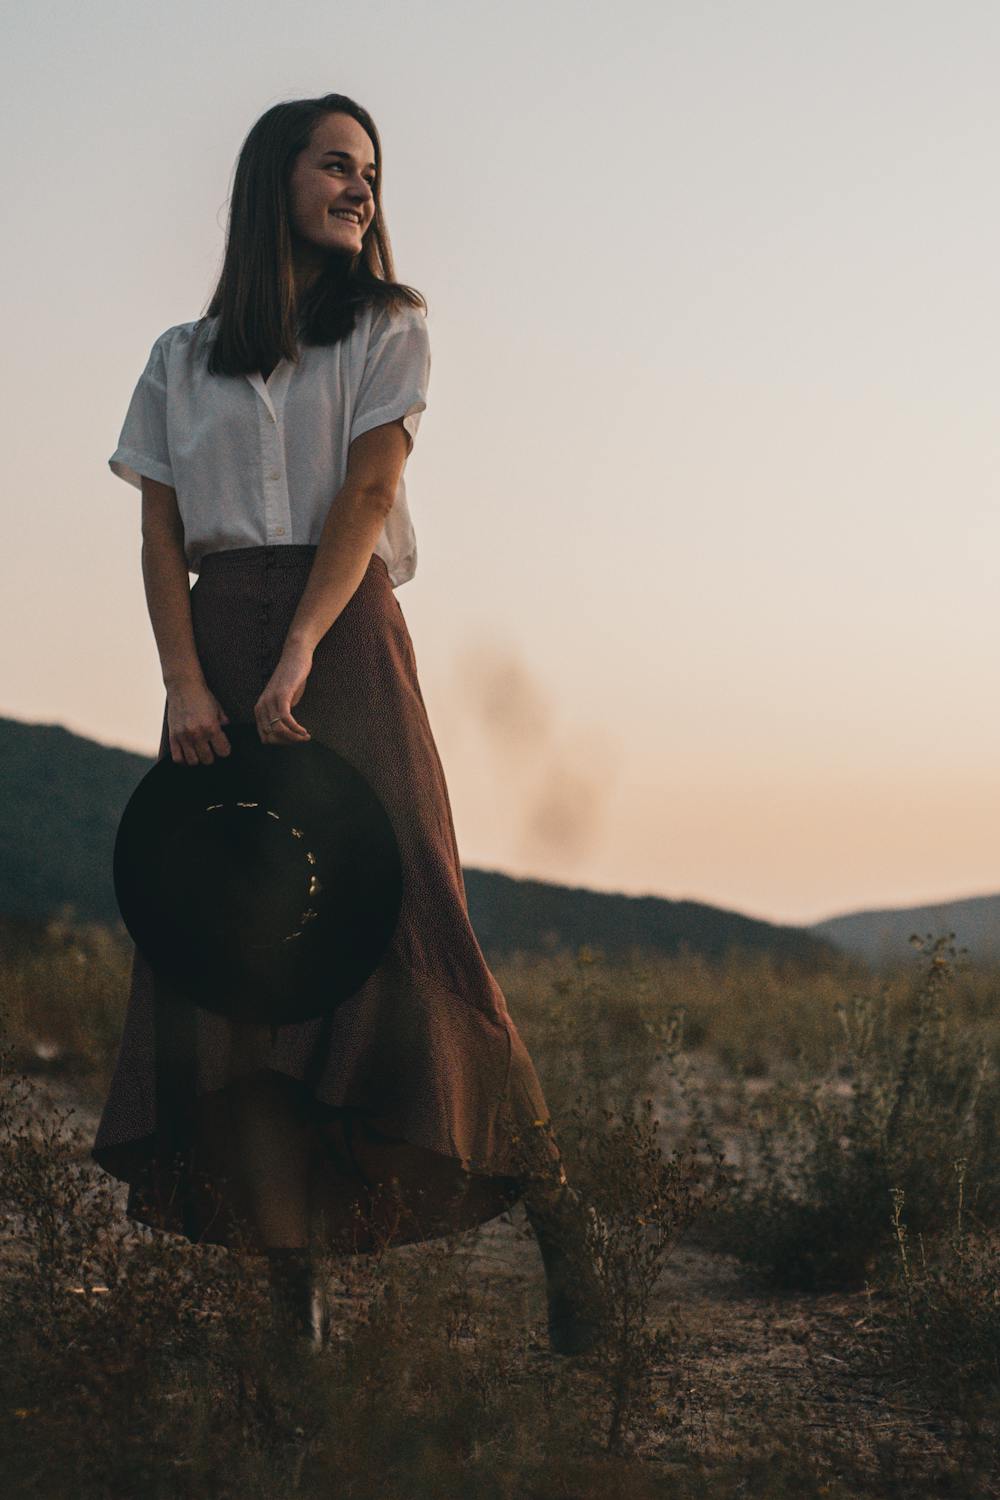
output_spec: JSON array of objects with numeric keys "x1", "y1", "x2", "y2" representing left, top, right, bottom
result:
[{"x1": 166, "y1": 678, "x2": 232, "y2": 766}]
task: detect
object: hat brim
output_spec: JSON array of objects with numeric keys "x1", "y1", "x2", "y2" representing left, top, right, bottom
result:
[{"x1": 113, "y1": 723, "x2": 403, "y2": 1025}]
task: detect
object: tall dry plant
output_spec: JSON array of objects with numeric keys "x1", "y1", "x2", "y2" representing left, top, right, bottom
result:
[{"x1": 536, "y1": 1093, "x2": 728, "y2": 1456}]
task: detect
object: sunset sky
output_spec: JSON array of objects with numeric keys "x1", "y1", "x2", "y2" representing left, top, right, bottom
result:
[{"x1": 4, "y1": 0, "x2": 999, "y2": 927}]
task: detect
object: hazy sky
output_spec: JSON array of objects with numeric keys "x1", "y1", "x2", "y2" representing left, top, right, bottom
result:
[{"x1": 4, "y1": 0, "x2": 1000, "y2": 927}]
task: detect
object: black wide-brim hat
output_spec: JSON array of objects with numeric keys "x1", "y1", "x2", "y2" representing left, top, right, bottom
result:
[{"x1": 113, "y1": 723, "x2": 403, "y2": 1026}]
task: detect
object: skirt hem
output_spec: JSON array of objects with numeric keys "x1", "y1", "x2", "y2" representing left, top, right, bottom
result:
[{"x1": 89, "y1": 1064, "x2": 534, "y2": 1259}]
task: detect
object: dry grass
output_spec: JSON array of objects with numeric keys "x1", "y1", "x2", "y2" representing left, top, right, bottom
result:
[{"x1": 2, "y1": 923, "x2": 1000, "y2": 1494}]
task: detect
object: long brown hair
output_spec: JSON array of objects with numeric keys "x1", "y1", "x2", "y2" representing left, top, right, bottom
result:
[{"x1": 197, "y1": 93, "x2": 426, "y2": 377}]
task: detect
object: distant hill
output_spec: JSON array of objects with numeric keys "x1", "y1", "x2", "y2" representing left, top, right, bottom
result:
[
  {"x1": 461, "y1": 867, "x2": 835, "y2": 967},
  {"x1": 808, "y1": 894, "x2": 1000, "y2": 969},
  {"x1": 0, "y1": 714, "x2": 838, "y2": 969},
  {"x1": 0, "y1": 718, "x2": 153, "y2": 929}
]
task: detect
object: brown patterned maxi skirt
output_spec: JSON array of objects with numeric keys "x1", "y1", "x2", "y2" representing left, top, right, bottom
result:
[{"x1": 90, "y1": 545, "x2": 561, "y2": 1257}]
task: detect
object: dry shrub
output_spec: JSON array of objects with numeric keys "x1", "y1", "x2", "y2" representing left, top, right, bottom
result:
[
  {"x1": 540, "y1": 1092, "x2": 729, "y2": 1457},
  {"x1": 851, "y1": 1159, "x2": 1000, "y2": 1483},
  {"x1": 675, "y1": 935, "x2": 1000, "y2": 1292}
]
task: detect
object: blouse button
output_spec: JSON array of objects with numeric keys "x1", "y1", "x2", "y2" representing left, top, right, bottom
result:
[
  {"x1": 274, "y1": 527, "x2": 285, "y2": 536},
  {"x1": 267, "y1": 468, "x2": 280, "y2": 481}
]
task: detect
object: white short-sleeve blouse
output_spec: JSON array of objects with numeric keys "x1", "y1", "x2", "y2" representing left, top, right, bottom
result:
[{"x1": 109, "y1": 299, "x2": 431, "y2": 588}]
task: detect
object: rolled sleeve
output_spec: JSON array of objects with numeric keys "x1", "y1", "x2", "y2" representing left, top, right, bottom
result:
[
  {"x1": 349, "y1": 305, "x2": 430, "y2": 450},
  {"x1": 109, "y1": 334, "x2": 175, "y2": 489}
]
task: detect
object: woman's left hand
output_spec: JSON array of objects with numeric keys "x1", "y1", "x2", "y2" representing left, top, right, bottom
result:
[{"x1": 254, "y1": 642, "x2": 314, "y2": 743}]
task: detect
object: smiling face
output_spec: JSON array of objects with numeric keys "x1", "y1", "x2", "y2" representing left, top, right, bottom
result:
[{"x1": 287, "y1": 111, "x2": 378, "y2": 277}]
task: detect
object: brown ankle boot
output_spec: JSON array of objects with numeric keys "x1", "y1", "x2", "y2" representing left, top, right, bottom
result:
[
  {"x1": 266, "y1": 1247, "x2": 328, "y2": 1351},
  {"x1": 523, "y1": 1182, "x2": 604, "y2": 1356}
]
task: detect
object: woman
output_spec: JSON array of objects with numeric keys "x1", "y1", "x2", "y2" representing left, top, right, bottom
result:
[{"x1": 91, "y1": 93, "x2": 601, "y2": 1355}]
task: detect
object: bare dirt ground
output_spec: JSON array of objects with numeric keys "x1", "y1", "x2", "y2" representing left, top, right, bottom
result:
[
  {"x1": 467, "y1": 1208, "x2": 955, "y2": 1484},
  {"x1": 4, "y1": 1067, "x2": 977, "y2": 1493}
]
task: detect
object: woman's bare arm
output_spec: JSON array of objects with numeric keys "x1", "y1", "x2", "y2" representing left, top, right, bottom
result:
[
  {"x1": 139, "y1": 476, "x2": 205, "y2": 689},
  {"x1": 138, "y1": 478, "x2": 231, "y2": 765},
  {"x1": 284, "y1": 416, "x2": 411, "y2": 653}
]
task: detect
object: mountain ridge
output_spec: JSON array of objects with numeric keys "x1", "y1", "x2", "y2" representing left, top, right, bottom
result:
[
  {"x1": 807, "y1": 891, "x2": 1000, "y2": 968},
  {"x1": 0, "y1": 714, "x2": 837, "y2": 969}
]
